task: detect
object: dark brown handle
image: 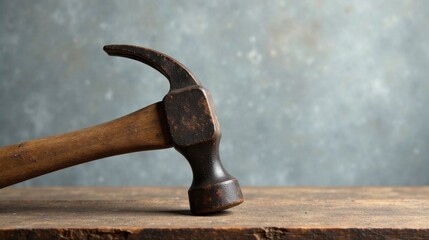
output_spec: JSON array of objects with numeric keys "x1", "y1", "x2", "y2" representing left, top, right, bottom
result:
[{"x1": 0, "y1": 102, "x2": 172, "y2": 188}]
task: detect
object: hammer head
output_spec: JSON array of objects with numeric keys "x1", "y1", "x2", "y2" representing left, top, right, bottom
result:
[{"x1": 104, "y1": 45, "x2": 243, "y2": 215}]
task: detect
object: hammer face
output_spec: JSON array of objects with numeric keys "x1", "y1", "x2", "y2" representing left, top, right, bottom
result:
[
  {"x1": 188, "y1": 178, "x2": 243, "y2": 215},
  {"x1": 163, "y1": 86, "x2": 220, "y2": 147}
]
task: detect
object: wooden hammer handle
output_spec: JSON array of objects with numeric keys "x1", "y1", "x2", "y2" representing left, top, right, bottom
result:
[{"x1": 0, "y1": 102, "x2": 172, "y2": 188}]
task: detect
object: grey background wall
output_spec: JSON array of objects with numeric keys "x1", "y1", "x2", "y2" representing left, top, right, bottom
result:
[{"x1": 1, "y1": 1, "x2": 428, "y2": 187}]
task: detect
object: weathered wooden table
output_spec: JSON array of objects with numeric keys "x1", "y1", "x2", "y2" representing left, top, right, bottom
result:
[{"x1": 0, "y1": 187, "x2": 428, "y2": 239}]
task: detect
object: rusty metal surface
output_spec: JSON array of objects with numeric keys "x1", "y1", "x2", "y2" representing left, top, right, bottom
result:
[{"x1": 164, "y1": 86, "x2": 217, "y2": 147}]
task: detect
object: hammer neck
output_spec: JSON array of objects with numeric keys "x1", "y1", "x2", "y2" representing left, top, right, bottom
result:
[{"x1": 176, "y1": 140, "x2": 233, "y2": 189}]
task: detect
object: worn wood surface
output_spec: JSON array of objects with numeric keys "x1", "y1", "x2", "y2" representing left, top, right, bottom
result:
[
  {"x1": 0, "y1": 187, "x2": 428, "y2": 239},
  {"x1": 0, "y1": 102, "x2": 172, "y2": 188}
]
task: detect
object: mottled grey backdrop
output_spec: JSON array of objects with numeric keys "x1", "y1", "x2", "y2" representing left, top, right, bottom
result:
[{"x1": 1, "y1": 1, "x2": 428, "y2": 187}]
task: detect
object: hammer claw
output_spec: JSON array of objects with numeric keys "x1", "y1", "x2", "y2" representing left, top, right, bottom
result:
[{"x1": 103, "y1": 45, "x2": 200, "y2": 91}]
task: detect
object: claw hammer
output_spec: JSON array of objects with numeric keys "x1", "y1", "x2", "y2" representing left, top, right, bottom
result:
[{"x1": 0, "y1": 45, "x2": 243, "y2": 215}]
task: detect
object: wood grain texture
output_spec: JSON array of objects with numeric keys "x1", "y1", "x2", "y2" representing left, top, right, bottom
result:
[
  {"x1": 0, "y1": 102, "x2": 172, "y2": 188},
  {"x1": 0, "y1": 187, "x2": 428, "y2": 239}
]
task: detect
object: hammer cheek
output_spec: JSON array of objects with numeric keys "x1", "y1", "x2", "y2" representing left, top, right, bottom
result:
[{"x1": 163, "y1": 86, "x2": 220, "y2": 148}]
